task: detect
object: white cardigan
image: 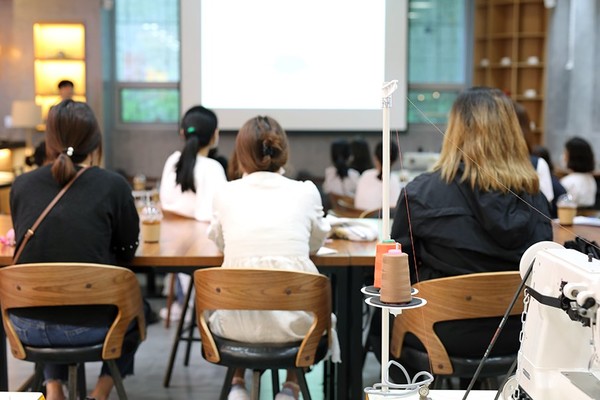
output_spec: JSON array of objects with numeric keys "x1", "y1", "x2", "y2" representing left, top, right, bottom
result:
[{"x1": 207, "y1": 172, "x2": 340, "y2": 361}]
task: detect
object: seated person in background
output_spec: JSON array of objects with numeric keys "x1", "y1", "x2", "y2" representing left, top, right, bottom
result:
[
  {"x1": 58, "y1": 79, "x2": 74, "y2": 100},
  {"x1": 387, "y1": 87, "x2": 552, "y2": 375},
  {"x1": 159, "y1": 106, "x2": 227, "y2": 321},
  {"x1": 354, "y1": 140, "x2": 400, "y2": 211},
  {"x1": 25, "y1": 142, "x2": 47, "y2": 168},
  {"x1": 322, "y1": 138, "x2": 360, "y2": 197},
  {"x1": 513, "y1": 101, "x2": 554, "y2": 204},
  {"x1": 10, "y1": 100, "x2": 142, "y2": 400},
  {"x1": 532, "y1": 145, "x2": 567, "y2": 218},
  {"x1": 160, "y1": 105, "x2": 227, "y2": 221},
  {"x1": 208, "y1": 115, "x2": 338, "y2": 400},
  {"x1": 560, "y1": 137, "x2": 597, "y2": 207},
  {"x1": 349, "y1": 136, "x2": 374, "y2": 174}
]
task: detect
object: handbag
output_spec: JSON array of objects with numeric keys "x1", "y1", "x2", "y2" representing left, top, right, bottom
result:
[{"x1": 13, "y1": 167, "x2": 89, "y2": 264}]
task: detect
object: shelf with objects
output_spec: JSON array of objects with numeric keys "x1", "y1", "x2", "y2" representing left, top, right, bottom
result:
[
  {"x1": 33, "y1": 23, "x2": 87, "y2": 120},
  {"x1": 473, "y1": 0, "x2": 549, "y2": 146}
]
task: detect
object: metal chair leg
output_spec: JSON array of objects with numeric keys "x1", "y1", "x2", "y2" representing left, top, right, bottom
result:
[
  {"x1": 67, "y1": 364, "x2": 78, "y2": 400},
  {"x1": 296, "y1": 368, "x2": 312, "y2": 400},
  {"x1": 77, "y1": 363, "x2": 87, "y2": 399},
  {"x1": 183, "y1": 302, "x2": 197, "y2": 366},
  {"x1": 219, "y1": 368, "x2": 235, "y2": 400},
  {"x1": 271, "y1": 369, "x2": 280, "y2": 398},
  {"x1": 250, "y1": 370, "x2": 261, "y2": 400},
  {"x1": 163, "y1": 277, "x2": 194, "y2": 387},
  {"x1": 107, "y1": 360, "x2": 128, "y2": 400}
]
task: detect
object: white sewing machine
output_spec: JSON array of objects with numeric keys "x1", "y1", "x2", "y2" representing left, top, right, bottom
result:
[{"x1": 507, "y1": 241, "x2": 600, "y2": 399}]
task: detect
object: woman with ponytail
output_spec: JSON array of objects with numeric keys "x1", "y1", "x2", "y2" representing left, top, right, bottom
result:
[
  {"x1": 322, "y1": 139, "x2": 359, "y2": 196},
  {"x1": 208, "y1": 116, "x2": 338, "y2": 400},
  {"x1": 9, "y1": 100, "x2": 142, "y2": 400},
  {"x1": 159, "y1": 105, "x2": 226, "y2": 221}
]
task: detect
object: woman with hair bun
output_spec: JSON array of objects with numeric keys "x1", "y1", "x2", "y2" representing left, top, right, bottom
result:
[
  {"x1": 208, "y1": 116, "x2": 337, "y2": 400},
  {"x1": 9, "y1": 100, "x2": 142, "y2": 400}
]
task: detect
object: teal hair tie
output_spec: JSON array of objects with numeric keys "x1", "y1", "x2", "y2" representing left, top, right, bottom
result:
[{"x1": 186, "y1": 126, "x2": 196, "y2": 134}]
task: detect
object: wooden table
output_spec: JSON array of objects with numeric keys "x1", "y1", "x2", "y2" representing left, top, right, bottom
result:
[
  {"x1": 0, "y1": 214, "x2": 357, "y2": 398},
  {"x1": 1, "y1": 213, "x2": 600, "y2": 399}
]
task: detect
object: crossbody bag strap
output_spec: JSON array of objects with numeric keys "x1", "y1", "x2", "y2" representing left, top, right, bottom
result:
[{"x1": 12, "y1": 166, "x2": 89, "y2": 264}]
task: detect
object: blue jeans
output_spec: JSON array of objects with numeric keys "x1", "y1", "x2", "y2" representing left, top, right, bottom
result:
[{"x1": 9, "y1": 314, "x2": 135, "y2": 382}]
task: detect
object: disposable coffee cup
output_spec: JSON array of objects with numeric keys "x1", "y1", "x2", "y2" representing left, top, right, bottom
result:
[
  {"x1": 140, "y1": 196, "x2": 162, "y2": 243},
  {"x1": 142, "y1": 219, "x2": 161, "y2": 243},
  {"x1": 557, "y1": 194, "x2": 577, "y2": 226}
]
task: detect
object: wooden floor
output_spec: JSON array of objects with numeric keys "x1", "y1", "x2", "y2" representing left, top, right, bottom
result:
[{"x1": 6, "y1": 296, "x2": 381, "y2": 399}]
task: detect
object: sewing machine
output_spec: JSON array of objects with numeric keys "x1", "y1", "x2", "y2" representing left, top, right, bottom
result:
[{"x1": 507, "y1": 242, "x2": 600, "y2": 399}]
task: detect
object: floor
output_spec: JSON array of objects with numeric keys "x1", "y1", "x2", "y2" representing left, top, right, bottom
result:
[{"x1": 5, "y1": 284, "x2": 382, "y2": 399}]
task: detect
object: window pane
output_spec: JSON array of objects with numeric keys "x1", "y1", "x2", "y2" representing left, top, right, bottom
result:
[
  {"x1": 407, "y1": 89, "x2": 458, "y2": 124},
  {"x1": 116, "y1": 0, "x2": 180, "y2": 82},
  {"x1": 120, "y1": 88, "x2": 179, "y2": 123},
  {"x1": 408, "y1": 0, "x2": 466, "y2": 84}
]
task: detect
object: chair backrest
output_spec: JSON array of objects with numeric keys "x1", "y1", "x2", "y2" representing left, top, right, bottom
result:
[
  {"x1": 390, "y1": 271, "x2": 523, "y2": 375},
  {"x1": 358, "y1": 208, "x2": 396, "y2": 219},
  {"x1": 0, "y1": 263, "x2": 146, "y2": 360},
  {"x1": 328, "y1": 193, "x2": 364, "y2": 218},
  {"x1": 194, "y1": 268, "x2": 331, "y2": 368}
]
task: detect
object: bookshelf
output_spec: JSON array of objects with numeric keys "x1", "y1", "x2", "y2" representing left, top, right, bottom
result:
[{"x1": 473, "y1": 0, "x2": 548, "y2": 145}]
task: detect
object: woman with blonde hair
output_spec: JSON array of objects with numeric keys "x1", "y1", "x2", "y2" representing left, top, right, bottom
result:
[
  {"x1": 384, "y1": 87, "x2": 552, "y2": 379},
  {"x1": 391, "y1": 87, "x2": 551, "y2": 280}
]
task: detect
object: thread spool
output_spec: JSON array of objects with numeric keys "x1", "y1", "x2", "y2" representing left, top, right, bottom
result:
[
  {"x1": 380, "y1": 249, "x2": 411, "y2": 304},
  {"x1": 374, "y1": 241, "x2": 398, "y2": 289}
]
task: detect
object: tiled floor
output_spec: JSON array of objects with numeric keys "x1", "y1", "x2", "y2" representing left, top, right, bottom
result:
[{"x1": 6, "y1": 298, "x2": 382, "y2": 399}]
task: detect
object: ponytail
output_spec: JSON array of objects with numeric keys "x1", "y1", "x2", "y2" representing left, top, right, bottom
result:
[
  {"x1": 175, "y1": 134, "x2": 201, "y2": 192},
  {"x1": 51, "y1": 152, "x2": 77, "y2": 186}
]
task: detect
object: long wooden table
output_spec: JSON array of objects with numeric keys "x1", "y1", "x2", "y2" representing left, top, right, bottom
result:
[{"x1": 1, "y1": 213, "x2": 600, "y2": 399}]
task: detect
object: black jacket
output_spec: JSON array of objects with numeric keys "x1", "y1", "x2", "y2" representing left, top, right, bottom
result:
[{"x1": 391, "y1": 169, "x2": 553, "y2": 282}]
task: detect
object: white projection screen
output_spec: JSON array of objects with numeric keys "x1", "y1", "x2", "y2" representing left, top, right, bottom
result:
[{"x1": 181, "y1": 0, "x2": 407, "y2": 131}]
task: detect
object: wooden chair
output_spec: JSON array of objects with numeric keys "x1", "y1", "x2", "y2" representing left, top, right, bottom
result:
[
  {"x1": 390, "y1": 271, "x2": 523, "y2": 387},
  {"x1": 0, "y1": 263, "x2": 146, "y2": 400},
  {"x1": 328, "y1": 193, "x2": 364, "y2": 218},
  {"x1": 194, "y1": 268, "x2": 332, "y2": 400},
  {"x1": 358, "y1": 207, "x2": 397, "y2": 219}
]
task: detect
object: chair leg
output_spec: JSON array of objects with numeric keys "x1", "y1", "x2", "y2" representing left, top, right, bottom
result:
[
  {"x1": 219, "y1": 368, "x2": 236, "y2": 400},
  {"x1": 67, "y1": 364, "x2": 78, "y2": 400},
  {"x1": 296, "y1": 368, "x2": 311, "y2": 400},
  {"x1": 184, "y1": 302, "x2": 197, "y2": 366},
  {"x1": 77, "y1": 363, "x2": 87, "y2": 400},
  {"x1": 271, "y1": 369, "x2": 280, "y2": 397},
  {"x1": 163, "y1": 277, "x2": 194, "y2": 387},
  {"x1": 33, "y1": 363, "x2": 44, "y2": 391},
  {"x1": 107, "y1": 360, "x2": 128, "y2": 400},
  {"x1": 250, "y1": 370, "x2": 261, "y2": 400}
]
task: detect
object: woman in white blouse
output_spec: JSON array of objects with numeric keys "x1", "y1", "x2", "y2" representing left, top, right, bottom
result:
[
  {"x1": 160, "y1": 106, "x2": 227, "y2": 221},
  {"x1": 560, "y1": 137, "x2": 597, "y2": 207},
  {"x1": 208, "y1": 116, "x2": 336, "y2": 400},
  {"x1": 159, "y1": 106, "x2": 227, "y2": 320},
  {"x1": 354, "y1": 140, "x2": 400, "y2": 211},
  {"x1": 322, "y1": 139, "x2": 360, "y2": 197}
]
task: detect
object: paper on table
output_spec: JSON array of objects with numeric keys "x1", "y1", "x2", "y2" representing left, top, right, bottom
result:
[
  {"x1": 572, "y1": 216, "x2": 600, "y2": 226},
  {"x1": 317, "y1": 246, "x2": 337, "y2": 256}
]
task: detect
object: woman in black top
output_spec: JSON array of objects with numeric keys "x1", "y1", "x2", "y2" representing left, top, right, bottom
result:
[
  {"x1": 387, "y1": 87, "x2": 552, "y2": 380},
  {"x1": 9, "y1": 100, "x2": 140, "y2": 400}
]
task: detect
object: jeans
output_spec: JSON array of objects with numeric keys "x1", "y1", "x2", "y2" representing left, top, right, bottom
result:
[{"x1": 9, "y1": 314, "x2": 135, "y2": 382}]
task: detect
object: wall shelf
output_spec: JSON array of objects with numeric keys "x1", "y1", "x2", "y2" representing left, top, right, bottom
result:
[
  {"x1": 473, "y1": 0, "x2": 549, "y2": 146},
  {"x1": 33, "y1": 23, "x2": 86, "y2": 119}
]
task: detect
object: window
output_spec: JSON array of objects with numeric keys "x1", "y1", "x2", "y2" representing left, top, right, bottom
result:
[
  {"x1": 115, "y1": 0, "x2": 180, "y2": 124},
  {"x1": 407, "y1": 0, "x2": 468, "y2": 124}
]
